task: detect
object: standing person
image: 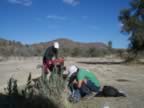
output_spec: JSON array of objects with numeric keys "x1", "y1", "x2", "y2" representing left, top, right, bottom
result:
[
  {"x1": 67, "y1": 65, "x2": 101, "y2": 102},
  {"x1": 42, "y1": 42, "x2": 59, "y2": 80}
]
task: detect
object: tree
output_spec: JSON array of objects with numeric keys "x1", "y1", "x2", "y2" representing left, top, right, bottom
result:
[
  {"x1": 71, "y1": 47, "x2": 80, "y2": 57},
  {"x1": 87, "y1": 47, "x2": 96, "y2": 57},
  {"x1": 108, "y1": 41, "x2": 112, "y2": 49},
  {"x1": 119, "y1": 0, "x2": 144, "y2": 56},
  {"x1": 108, "y1": 41, "x2": 113, "y2": 53}
]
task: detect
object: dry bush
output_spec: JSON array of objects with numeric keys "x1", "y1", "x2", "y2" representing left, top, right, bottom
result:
[{"x1": 1, "y1": 70, "x2": 72, "y2": 108}]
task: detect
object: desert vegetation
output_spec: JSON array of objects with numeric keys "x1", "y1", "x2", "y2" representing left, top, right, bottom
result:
[
  {"x1": 119, "y1": 0, "x2": 144, "y2": 61},
  {"x1": 0, "y1": 38, "x2": 113, "y2": 58},
  {"x1": 0, "y1": 71, "x2": 70, "y2": 108},
  {"x1": 0, "y1": 0, "x2": 144, "y2": 108}
]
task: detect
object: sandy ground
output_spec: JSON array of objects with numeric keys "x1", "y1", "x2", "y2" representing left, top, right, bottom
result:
[
  {"x1": 0, "y1": 57, "x2": 144, "y2": 108},
  {"x1": 0, "y1": 57, "x2": 42, "y2": 91}
]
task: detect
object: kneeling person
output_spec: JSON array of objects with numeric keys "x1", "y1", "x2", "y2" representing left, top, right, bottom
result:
[{"x1": 68, "y1": 65, "x2": 101, "y2": 99}]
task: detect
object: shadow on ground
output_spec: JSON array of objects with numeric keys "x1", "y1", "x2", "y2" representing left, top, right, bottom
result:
[
  {"x1": 0, "y1": 93, "x2": 59, "y2": 108},
  {"x1": 77, "y1": 61, "x2": 125, "y2": 65}
]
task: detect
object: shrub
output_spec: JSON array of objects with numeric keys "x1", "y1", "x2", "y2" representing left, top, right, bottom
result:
[{"x1": 2, "y1": 71, "x2": 71, "y2": 108}]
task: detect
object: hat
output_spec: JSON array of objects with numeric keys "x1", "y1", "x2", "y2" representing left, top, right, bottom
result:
[
  {"x1": 54, "y1": 42, "x2": 59, "y2": 49},
  {"x1": 68, "y1": 65, "x2": 78, "y2": 78}
]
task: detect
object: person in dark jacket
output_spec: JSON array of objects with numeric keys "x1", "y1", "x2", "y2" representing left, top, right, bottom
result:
[{"x1": 42, "y1": 42, "x2": 59, "y2": 80}]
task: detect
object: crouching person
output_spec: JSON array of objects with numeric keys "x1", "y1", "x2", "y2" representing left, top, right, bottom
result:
[{"x1": 67, "y1": 65, "x2": 101, "y2": 103}]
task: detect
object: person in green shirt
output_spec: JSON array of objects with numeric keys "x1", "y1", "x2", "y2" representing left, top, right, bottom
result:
[{"x1": 67, "y1": 65, "x2": 101, "y2": 98}]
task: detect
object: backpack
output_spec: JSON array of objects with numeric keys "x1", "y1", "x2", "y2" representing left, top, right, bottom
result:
[{"x1": 96, "y1": 86, "x2": 126, "y2": 97}]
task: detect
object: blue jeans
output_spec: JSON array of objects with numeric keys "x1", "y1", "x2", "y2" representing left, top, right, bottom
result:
[
  {"x1": 68, "y1": 80, "x2": 100, "y2": 102},
  {"x1": 79, "y1": 80, "x2": 100, "y2": 97}
]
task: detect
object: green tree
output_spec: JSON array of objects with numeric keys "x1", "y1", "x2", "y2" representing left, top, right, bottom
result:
[
  {"x1": 108, "y1": 41, "x2": 113, "y2": 53},
  {"x1": 71, "y1": 47, "x2": 80, "y2": 57},
  {"x1": 59, "y1": 48, "x2": 71, "y2": 57},
  {"x1": 119, "y1": 0, "x2": 144, "y2": 57},
  {"x1": 87, "y1": 47, "x2": 96, "y2": 57},
  {"x1": 108, "y1": 41, "x2": 112, "y2": 49}
]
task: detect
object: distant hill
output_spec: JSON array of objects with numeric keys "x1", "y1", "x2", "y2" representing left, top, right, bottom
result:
[
  {"x1": 31, "y1": 38, "x2": 108, "y2": 50},
  {"x1": 31, "y1": 38, "x2": 110, "y2": 57},
  {"x1": 0, "y1": 38, "x2": 110, "y2": 57}
]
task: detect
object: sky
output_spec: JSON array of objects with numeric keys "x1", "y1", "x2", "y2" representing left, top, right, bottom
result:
[{"x1": 0, "y1": 0, "x2": 130, "y2": 48}]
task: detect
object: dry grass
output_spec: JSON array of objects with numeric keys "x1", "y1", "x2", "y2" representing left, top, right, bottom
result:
[{"x1": 0, "y1": 70, "x2": 72, "y2": 108}]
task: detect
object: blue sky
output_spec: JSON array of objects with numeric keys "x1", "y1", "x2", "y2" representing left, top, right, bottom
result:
[{"x1": 0, "y1": 0, "x2": 130, "y2": 48}]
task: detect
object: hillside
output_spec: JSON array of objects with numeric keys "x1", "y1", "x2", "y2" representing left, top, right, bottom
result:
[
  {"x1": 0, "y1": 38, "x2": 109, "y2": 57},
  {"x1": 31, "y1": 38, "x2": 108, "y2": 49}
]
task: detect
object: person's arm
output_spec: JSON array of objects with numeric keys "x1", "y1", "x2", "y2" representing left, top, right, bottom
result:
[
  {"x1": 68, "y1": 75, "x2": 76, "y2": 86},
  {"x1": 77, "y1": 80, "x2": 84, "y2": 88},
  {"x1": 77, "y1": 71, "x2": 87, "y2": 88},
  {"x1": 55, "y1": 49, "x2": 58, "y2": 59},
  {"x1": 64, "y1": 76, "x2": 76, "y2": 93}
]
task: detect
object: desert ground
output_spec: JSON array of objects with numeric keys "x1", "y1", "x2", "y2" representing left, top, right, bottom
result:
[{"x1": 0, "y1": 57, "x2": 144, "y2": 108}]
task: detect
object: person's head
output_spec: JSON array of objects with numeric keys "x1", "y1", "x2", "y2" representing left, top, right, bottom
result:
[
  {"x1": 68, "y1": 65, "x2": 78, "y2": 78},
  {"x1": 53, "y1": 42, "x2": 59, "y2": 49}
]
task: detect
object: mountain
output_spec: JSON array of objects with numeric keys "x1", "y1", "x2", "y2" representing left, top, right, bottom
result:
[
  {"x1": 0, "y1": 38, "x2": 109, "y2": 57},
  {"x1": 31, "y1": 38, "x2": 108, "y2": 50}
]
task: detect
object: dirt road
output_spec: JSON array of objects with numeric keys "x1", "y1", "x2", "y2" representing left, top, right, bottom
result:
[{"x1": 0, "y1": 57, "x2": 144, "y2": 108}]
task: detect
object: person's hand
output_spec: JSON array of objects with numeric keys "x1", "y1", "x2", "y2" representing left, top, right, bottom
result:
[
  {"x1": 52, "y1": 57, "x2": 56, "y2": 60},
  {"x1": 64, "y1": 88, "x2": 68, "y2": 93}
]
